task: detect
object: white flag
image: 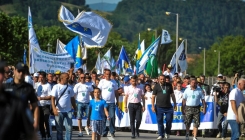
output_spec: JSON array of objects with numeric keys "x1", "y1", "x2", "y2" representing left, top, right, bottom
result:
[
  {"x1": 169, "y1": 40, "x2": 185, "y2": 73},
  {"x1": 58, "y1": 5, "x2": 112, "y2": 48},
  {"x1": 140, "y1": 40, "x2": 145, "y2": 54},
  {"x1": 28, "y1": 7, "x2": 40, "y2": 73},
  {"x1": 95, "y1": 53, "x2": 101, "y2": 74},
  {"x1": 56, "y1": 39, "x2": 66, "y2": 54},
  {"x1": 101, "y1": 49, "x2": 111, "y2": 72},
  {"x1": 178, "y1": 44, "x2": 187, "y2": 72},
  {"x1": 136, "y1": 36, "x2": 160, "y2": 74},
  {"x1": 161, "y1": 29, "x2": 172, "y2": 44}
]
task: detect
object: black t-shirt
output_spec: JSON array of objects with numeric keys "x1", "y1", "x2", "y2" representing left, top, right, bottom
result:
[
  {"x1": 217, "y1": 91, "x2": 229, "y2": 114},
  {"x1": 4, "y1": 81, "x2": 38, "y2": 108},
  {"x1": 0, "y1": 88, "x2": 34, "y2": 140},
  {"x1": 153, "y1": 82, "x2": 173, "y2": 108}
]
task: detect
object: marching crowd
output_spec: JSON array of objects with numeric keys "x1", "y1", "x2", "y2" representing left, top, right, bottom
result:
[{"x1": 0, "y1": 61, "x2": 244, "y2": 140}]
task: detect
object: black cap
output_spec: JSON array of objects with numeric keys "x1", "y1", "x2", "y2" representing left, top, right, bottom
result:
[
  {"x1": 184, "y1": 75, "x2": 190, "y2": 79},
  {"x1": 15, "y1": 62, "x2": 26, "y2": 71}
]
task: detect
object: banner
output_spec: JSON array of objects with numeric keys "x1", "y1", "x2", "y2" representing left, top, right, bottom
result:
[
  {"x1": 32, "y1": 48, "x2": 74, "y2": 73},
  {"x1": 51, "y1": 96, "x2": 221, "y2": 130}
]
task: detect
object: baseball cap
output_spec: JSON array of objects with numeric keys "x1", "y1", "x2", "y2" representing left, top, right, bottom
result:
[
  {"x1": 15, "y1": 62, "x2": 26, "y2": 71},
  {"x1": 55, "y1": 70, "x2": 61, "y2": 75},
  {"x1": 123, "y1": 76, "x2": 130, "y2": 83},
  {"x1": 34, "y1": 73, "x2": 39, "y2": 77},
  {"x1": 217, "y1": 74, "x2": 223, "y2": 77},
  {"x1": 167, "y1": 64, "x2": 172, "y2": 69}
]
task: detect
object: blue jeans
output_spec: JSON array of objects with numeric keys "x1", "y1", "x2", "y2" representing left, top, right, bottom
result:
[
  {"x1": 77, "y1": 102, "x2": 89, "y2": 119},
  {"x1": 216, "y1": 112, "x2": 228, "y2": 138},
  {"x1": 103, "y1": 103, "x2": 116, "y2": 136},
  {"x1": 55, "y1": 112, "x2": 73, "y2": 140},
  {"x1": 228, "y1": 120, "x2": 240, "y2": 140},
  {"x1": 156, "y1": 106, "x2": 173, "y2": 136}
]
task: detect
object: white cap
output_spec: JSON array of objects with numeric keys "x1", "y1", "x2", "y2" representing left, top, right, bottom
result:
[
  {"x1": 34, "y1": 73, "x2": 39, "y2": 77},
  {"x1": 217, "y1": 74, "x2": 223, "y2": 77}
]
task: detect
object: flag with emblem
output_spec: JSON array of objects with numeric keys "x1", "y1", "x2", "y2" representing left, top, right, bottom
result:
[
  {"x1": 136, "y1": 33, "x2": 142, "y2": 60},
  {"x1": 136, "y1": 36, "x2": 160, "y2": 74},
  {"x1": 75, "y1": 41, "x2": 83, "y2": 68},
  {"x1": 58, "y1": 5, "x2": 112, "y2": 47},
  {"x1": 117, "y1": 46, "x2": 131, "y2": 74},
  {"x1": 101, "y1": 48, "x2": 111, "y2": 71},
  {"x1": 161, "y1": 29, "x2": 172, "y2": 44},
  {"x1": 178, "y1": 41, "x2": 187, "y2": 72},
  {"x1": 28, "y1": 7, "x2": 40, "y2": 73}
]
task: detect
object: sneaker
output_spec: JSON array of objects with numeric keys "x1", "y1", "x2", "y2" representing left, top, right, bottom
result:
[
  {"x1": 221, "y1": 138, "x2": 225, "y2": 140},
  {"x1": 186, "y1": 134, "x2": 189, "y2": 140},
  {"x1": 193, "y1": 137, "x2": 198, "y2": 140},
  {"x1": 176, "y1": 131, "x2": 180, "y2": 136},
  {"x1": 85, "y1": 126, "x2": 90, "y2": 135},
  {"x1": 78, "y1": 132, "x2": 83, "y2": 137},
  {"x1": 156, "y1": 136, "x2": 163, "y2": 140},
  {"x1": 216, "y1": 132, "x2": 221, "y2": 138},
  {"x1": 111, "y1": 133, "x2": 115, "y2": 138},
  {"x1": 164, "y1": 134, "x2": 169, "y2": 139}
]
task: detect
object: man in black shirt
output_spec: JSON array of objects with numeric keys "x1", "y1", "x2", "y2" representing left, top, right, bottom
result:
[
  {"x1": 4, "y1": 62, "x2": 39, "y2": 131},
  {"x1": 151, "y1": 75, "x2": 176, "y2": 140},
  {"x1": 0, "y1": 61, "x2": 37, "y2": 140},
  {"x1": 214, "y1": 82, "x2": 230, "y2": 139}
]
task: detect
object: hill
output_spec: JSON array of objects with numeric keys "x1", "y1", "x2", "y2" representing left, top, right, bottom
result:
[{"x1": 89, "y1": 2, "x2": 117, "y2": 11}]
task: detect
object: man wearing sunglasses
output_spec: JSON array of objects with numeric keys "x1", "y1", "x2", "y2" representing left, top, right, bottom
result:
[
  {"x1": 73, "y1": 73, "x2": 94, "y2": 137},
  {"x1": 4, "y1": 62, "x2": 39, "y2": 138}
]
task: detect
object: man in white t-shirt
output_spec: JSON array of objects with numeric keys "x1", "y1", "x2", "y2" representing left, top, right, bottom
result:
[
  {"x1": 51, "y1": 73, "x2": 76, "y2": 140},
  {"x1": 98, "y1": 69, "x2": 119, "y2": 138},
  {"x1": 73, "y1": 73, "x2": 93, "y2": 136},
  {"x1": 163, "y1": 64, "x2": 174, "y2": 81},
  {"x1": 227, "y1": 78, "x2": 245, "y2": 140},
  {"x1": 36, "y1": 72, "x2": 52, "y2": 139}
]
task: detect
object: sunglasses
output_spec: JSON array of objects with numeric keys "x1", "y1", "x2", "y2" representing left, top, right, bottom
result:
[
  {"x1": 80, "y1": 77, "x2": 85, "y2": 79},
  {"x1": 17, "y1": 70, "x2": 25, "y2": 73}
]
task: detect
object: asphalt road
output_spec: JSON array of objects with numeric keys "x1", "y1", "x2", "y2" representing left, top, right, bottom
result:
[{"x1": 42, "y1": 130, "x2": 236, "y2": 140}]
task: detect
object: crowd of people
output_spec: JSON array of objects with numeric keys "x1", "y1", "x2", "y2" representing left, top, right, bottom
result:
[{"x1": 0, "y1": 61, "x2": 244, "y2": 140}]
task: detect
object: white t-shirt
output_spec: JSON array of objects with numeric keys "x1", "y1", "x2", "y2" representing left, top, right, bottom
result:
[
  {"x1": 37, "y1": 83, "x2": 52, "y2": 106},
  {"x1": 145, "y1": 91, "x2": 153, "y2": 100},
  {"x1": 73, "y1": 82, "x2": 93, "y2": 103},
  {"x1": 51, "y1": 84, "x2": 75, "y2": 112},
  {"x1": 174, "y1": 89, "x2": 183, "y2": 103},
  {"x1": 227, "y1": 88, "x2": 245, "y2": 120},
  {"x1": 98, "y1": 79, "x2": 118, "y2": 103},
  {"x1": 25, "y1": 75, "x2": 33, "y2": 86},
  {"x1": 163, "y1": 71, "x2": 174, "y2": 80}
]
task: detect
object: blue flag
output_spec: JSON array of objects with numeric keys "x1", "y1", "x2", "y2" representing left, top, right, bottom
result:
[
  {"x1": 23, "y1": 48, "x2": 27, "y2": 64},
  {"x1": 117, "y1": 46, "x2": 131, "y2": 70},
  {"x1": 64, "y1": 36, "x2": 80, "y2": 61}
]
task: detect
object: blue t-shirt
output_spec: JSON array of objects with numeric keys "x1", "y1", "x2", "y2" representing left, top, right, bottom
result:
[
  {"x1": 89, "y1": 99, "x2": 107, "y2": 120},
  {"x1": 183, "y1": 87, "x2": 204, "y2": 106}
]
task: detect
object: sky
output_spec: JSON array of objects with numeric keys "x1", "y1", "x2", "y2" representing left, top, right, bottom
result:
[{"x1": 86, "y1": 0, "x2": 122, "y2": 4}]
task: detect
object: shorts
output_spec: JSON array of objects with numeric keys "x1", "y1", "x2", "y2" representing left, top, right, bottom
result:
[
  {"x1": 91, "y1": 120, "x2": 103, "y2": 135},
  {"x1": 184, "y1": 106, "x2": 200, "y2": 128},
  {"x1": 77, "y1": 102, "x2": 89, "y2": 119}
]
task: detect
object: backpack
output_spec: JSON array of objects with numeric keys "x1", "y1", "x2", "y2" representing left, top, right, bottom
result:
[{"x1": 238, "y1": 101, "x2": 245, "y2": 123}]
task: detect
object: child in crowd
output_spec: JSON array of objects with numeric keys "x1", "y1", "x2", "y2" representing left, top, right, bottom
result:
[
  {"x1": 174, "y1": 82, "x2": 183, "y2": 136},
  {"x1": 88, "y1": 87, "x2": 110, "y2": 140},
  {"x1": 144, "y1": 84, "x2": 153, "y2": 100}
]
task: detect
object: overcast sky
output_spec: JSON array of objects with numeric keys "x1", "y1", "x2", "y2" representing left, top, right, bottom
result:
[{"x1": 86, "y1": 0, "x2": 122, "y2": 4}]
